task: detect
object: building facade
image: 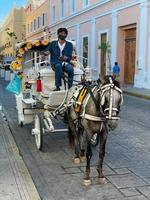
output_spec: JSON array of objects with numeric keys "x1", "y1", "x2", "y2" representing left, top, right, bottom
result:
[
  {"x1": 25, "y1": 0, "x2": 50, "y2": 41},
  {"x1": 49, "y1": 0, "x2": 150, "y2": 89},
  {"x1": 0, "y1": 7, "x2": 25, "y2": 63},
  {"x1": 26, "y1": 0, "x2": 150, "y2": 89}
]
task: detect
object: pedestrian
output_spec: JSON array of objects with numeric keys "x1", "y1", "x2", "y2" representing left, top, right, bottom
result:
[
  {"x1": 45, "y1": 28, "x2": 74, "y2": 91},
  {"x1": 113, "y1": 62, "x2": 120, "y2": 81}
]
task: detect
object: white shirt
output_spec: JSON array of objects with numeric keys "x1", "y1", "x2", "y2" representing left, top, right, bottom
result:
[{"x1": 58, "y1": 41, "x2": 66, "y2": 56}]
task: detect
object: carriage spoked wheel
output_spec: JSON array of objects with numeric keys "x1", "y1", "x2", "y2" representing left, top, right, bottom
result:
[{"x1": 33, "y1": 114, "x2": 43, "y2": 151}]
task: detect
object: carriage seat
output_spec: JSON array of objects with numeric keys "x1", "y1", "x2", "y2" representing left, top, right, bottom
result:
[{"x1": 39, "y1": 66, "x2": 83, "y2": 99}]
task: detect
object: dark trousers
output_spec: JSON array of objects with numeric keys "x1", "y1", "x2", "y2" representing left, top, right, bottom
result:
[{"x1": 54, "y1": 63, "x2": 74, "y2": 89}]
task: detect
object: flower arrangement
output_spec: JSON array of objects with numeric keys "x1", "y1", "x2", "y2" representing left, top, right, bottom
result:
[
  {"x1": 16, "y1": 56, "x2": 23, "y2": 62},
  {"x1": 18, "y1": 48, "x2": 25, "y2": 55},
  {"x1": 42, "y1": 39, "x2": 49, "y2": 46},
  {"x1": 34, "y1": 40, "x2": 40, "y2": 46},
  {"x1": 17, "y1": 71, "x2": 24, "y2": 79},
  {"x1": 11, "y1": 61, "x2": 22, "y2": 70},
  {"x1": 26, "y1": 42, "x2": 32, "y2": 49}
]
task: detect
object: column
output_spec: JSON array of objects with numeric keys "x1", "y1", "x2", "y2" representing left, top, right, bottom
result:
[
  {"x1": 146, "y1": 29, "x2": 150, "y2": 88},
  {"x1": 111, "y1": 11, "x2": 118, "y2": 71},
  {"x1": 91, "y1": 18, "x2": 96, "y2": 68},
  {"x1": 76, "y1": 24, "x2": 80, "y2": 56},
  {"x1": 135, "y1": 0, "x2": 148, "y2": 88}
]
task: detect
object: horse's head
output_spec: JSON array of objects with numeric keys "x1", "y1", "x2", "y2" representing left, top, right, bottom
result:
[{"x1": 99, "y1": 76, "x2": 123, "y2": 130}]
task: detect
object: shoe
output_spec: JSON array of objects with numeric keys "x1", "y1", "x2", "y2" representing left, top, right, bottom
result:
[{"x1": 53, "y1": 87, "x2": 60, "y2": 91}]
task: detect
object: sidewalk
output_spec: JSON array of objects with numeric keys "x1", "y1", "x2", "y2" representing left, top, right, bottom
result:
[
  {"x1": 0, "y1": 108, "x2": 41, "y2": 200},
  {"x1": 122, "y1": 85, "x2": 150, "y2": 100}
]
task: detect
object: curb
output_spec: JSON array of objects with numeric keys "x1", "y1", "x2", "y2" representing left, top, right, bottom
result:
[
  {"x1": 123, "y1": 90, "x2": 150, "y2": 100},
  {"x1": 0, "y1": 111, "x2": 41, "y2": 200}
]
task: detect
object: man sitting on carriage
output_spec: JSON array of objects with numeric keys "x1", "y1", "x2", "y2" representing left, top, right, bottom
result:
[{"x1": 45, "y1": 28, "x2": 74, "y2": 91}]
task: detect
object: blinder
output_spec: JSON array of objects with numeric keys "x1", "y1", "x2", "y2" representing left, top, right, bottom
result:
[{"x1": 99, "y1": 82, "x2": 123, "y2": 120}]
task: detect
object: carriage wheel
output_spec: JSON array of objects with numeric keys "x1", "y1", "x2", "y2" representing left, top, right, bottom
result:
[{"x1": 34, "y1": 114, "x2": 43, "y2": 151}]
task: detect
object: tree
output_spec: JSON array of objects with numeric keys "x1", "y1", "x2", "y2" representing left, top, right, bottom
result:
[{"x1": 6, "y1": 31, "x2": 16, "y2": 38}]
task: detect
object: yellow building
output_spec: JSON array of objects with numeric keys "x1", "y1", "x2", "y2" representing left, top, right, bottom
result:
[
  {"x1": 25, "y1": 0, "x2": 50, "y2": 42},
  {"x1": 0, "y1": 7, "x2": 25, "y2": 63}
]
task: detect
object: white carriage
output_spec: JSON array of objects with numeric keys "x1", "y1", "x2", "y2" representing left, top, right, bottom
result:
[{"x1": 11, "y1": 39, "x2": 98, "y2": 150}]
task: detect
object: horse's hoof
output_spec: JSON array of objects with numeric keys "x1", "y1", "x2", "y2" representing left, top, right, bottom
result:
[
  {"x1": 97, "y1": 177, "x2": 107, "y2": 184},
  {"x1": 83, "y1": 179, "x2": 91, "y2": 186},
  {"x1": 80, "y1": 156, "x2": 86, "y2": 162},
  {"x1": 74, "y1": 158, "x2": 80, "y2": 164}
]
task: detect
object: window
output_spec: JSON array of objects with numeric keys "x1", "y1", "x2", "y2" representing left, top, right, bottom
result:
[
  {"x1": 34, "y1": 19, "x2": 36, "y2": 31},
  {"x1": 83, "y1": 0, "x2": 89, "y2": 7},
  {"x1": 52, "y1": 6, "x2": 56, "y2": 22},
  {"x1": 42, "y1": 13, "x2": 45, "y2": 26},
  {"x1": 37, "y1": 16, "x2": 41, "y2": 28},
  {"x1": 100, "y1": 33, "x2": 107, "y2": 77},
  {"x1": 30, "y1": 22, "x2": 33, "y2": 32},
  {"x1": 45, "y1": 13, "x2": 47, "y2": 24},
  {"x1": 82, "y1": 36, "x2": 88, "y2": 67},
  {"x1": 27, "y1": 24, "x2": 30, "y2": 33},
  {"x1": 61, "y1": 0, "x2": 65, "y2": 18},
  {"x1": 70, "y1": 0, "x2": 76, "y2": 13}
]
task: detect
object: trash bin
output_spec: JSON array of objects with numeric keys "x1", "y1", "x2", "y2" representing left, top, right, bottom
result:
[
  {"x1": 10, "y1": 72, "x2": 15, "y2": 81},
  {"x1": 1, "y1": 68, "x2": 5, "y2": 78},
  {"x1": 5, "y1": 70, "x2": 11, "y2": 81},
  {"x1": 4, "y1": 64, "x2": 11, "y2": 81}
]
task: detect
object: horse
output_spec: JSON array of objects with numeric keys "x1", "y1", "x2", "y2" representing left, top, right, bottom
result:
[{"x1": 66, "y1": 76, "x2": 123, "y2": 186}]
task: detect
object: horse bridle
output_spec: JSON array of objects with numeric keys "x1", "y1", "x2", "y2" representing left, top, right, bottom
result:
[{"x1": 99, "y1": 78, "x2": 123, "y2": 120}]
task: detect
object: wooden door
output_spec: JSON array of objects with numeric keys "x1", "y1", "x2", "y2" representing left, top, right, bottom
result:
[
  {"x1": 100, "y1": 33, "x2": 107, "y2": 78},
  {"x1": 124, "y1": 28, "x2": 136, "y2": 84}
]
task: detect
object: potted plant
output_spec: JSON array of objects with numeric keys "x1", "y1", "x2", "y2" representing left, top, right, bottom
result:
[{"x1": 98, "y1": 42, "x2": 112, "y2": 75}]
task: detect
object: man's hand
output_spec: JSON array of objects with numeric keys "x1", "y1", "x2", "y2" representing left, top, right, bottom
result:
[
  {"x1": 63, "y1": 56, "x2": 68, "y2": 61},
  {"x1": 59, "y1": 55, "x2": 68, "y2": 61}
]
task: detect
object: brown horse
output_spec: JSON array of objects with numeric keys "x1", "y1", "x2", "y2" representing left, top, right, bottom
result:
[{"x1": 66, "y1": 76, "x2": 123, "y2": 186}]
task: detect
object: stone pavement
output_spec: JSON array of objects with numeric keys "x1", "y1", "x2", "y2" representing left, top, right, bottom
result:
[
  {"x1": 0, "y1": 109, "x2": 41, "y2": 200},
  {"x1": 1, "y1": 77, "x2": 150, "y2": 199}
]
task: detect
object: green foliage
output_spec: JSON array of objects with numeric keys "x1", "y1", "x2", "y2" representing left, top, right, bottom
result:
[
  {"x1": 6, "y1": 31, "x2": 16, "y2": 38},
  {"x1": 98, "y1": 42, "x2": 112, "y2": 74},
  {"x1": 98, "y1": 42, "x2": 111, "y2": 53}
]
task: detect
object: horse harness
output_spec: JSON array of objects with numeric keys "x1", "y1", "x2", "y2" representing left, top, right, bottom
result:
[
  {"x1": 98, "y1": 78, "x2": 123, "y2": 120},
  {"x1": 74, "y1": 83, "x2": 105, "y2": 122}
]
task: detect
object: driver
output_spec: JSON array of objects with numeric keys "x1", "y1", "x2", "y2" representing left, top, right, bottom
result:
[{"x1": 45, "y1": 28, "x2": 74, "y2": 91}]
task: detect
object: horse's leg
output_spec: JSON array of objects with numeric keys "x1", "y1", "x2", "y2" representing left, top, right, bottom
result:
[
  {"x1": 68, "y1": 120, "x2": 81, "y2": 164},
  {"x1": 97, "y1": 123, "x2": 108, "y2": 184},
  {"x1": 83, "y1": 139, "x2": 92, "y2": 186},
  {"x1": 74, "y1": 129, "x2": 81, "y2": 164},
  {"x1": 78, "y1": 126, "x2": 85, "y2": 162},
  {"x1": 68, "y1": 125, "x2": 74, "y2": 148}
]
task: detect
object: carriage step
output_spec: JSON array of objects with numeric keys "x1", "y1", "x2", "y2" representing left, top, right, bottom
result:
[{"x1": 43, "y1": 128, "x2": 68, "y2": 134}]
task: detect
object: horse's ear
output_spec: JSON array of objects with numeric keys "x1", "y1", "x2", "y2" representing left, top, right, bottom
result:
[{"x1": 101, "y1": 95, "x2": 105, "y2": 106}]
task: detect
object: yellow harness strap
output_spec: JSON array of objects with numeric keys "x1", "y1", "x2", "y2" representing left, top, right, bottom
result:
[{"x1": 74, "y1": 87, "x2": 88, "y2": 113}]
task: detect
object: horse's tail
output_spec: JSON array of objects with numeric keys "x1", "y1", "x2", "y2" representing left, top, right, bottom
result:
[{"x1": 68, "y1": 126, "x2": 75, "y2": 148}]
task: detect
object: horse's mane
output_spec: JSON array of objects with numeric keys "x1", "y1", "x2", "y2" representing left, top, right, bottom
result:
[{"x1": 103, "y1": 75, "x2": 120, "y2": 88}]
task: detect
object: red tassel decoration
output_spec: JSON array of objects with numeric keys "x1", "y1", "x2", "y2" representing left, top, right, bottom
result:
[{"x1": 36, "y1": 73, "x2": 42, "y2": 92}]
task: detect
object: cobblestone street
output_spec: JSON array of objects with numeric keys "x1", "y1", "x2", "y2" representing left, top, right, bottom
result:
[{"x1": 1, "y1": 78, "x2": 150, "y2": 200}]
